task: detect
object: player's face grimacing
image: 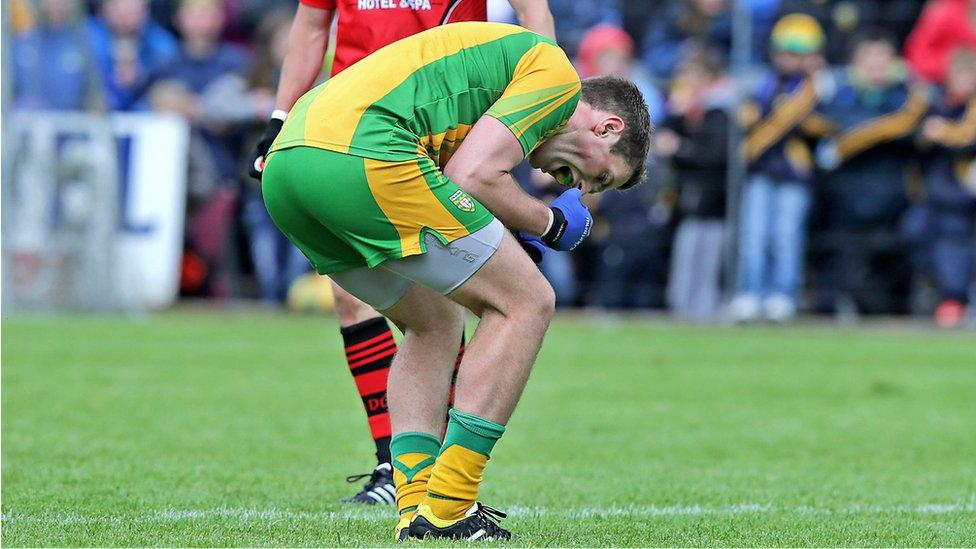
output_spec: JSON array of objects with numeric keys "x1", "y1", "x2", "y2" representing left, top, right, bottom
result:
[{"x1": 528, "y1": 112, "x2": 632, "y2": 194}]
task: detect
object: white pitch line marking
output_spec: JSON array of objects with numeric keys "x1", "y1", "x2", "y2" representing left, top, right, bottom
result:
[{"x1": 2, "y1": 501, "x2": 974, "y2": 526}]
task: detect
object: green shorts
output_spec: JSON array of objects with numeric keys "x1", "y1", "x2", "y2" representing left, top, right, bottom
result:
[{"x1": 262, "y1": 146, "x2": 495, "y2": 274}]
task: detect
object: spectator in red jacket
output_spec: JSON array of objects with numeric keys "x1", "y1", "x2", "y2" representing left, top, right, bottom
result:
[{"x1": 905, "y1": 0, "x2": 976, "y2": 83}]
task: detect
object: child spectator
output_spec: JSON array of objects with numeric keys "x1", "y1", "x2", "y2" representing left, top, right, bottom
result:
[
  {"x1": 87, "y1": 0, "x2": 178, "y2": 110},
  {"x1": 730, "y1": 14, "x2": 827, "y2": 322},
  {"x1": 916, "y1": 48, "x2": 976, "y2": 327},
  {"x1": 655, "y1": 45, "x2": 733, "y2": 321},
  {"x1": 815, "y1": 29, "x2": 930, "y2": 315}
]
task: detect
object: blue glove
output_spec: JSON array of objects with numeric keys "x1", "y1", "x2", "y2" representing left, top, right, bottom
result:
[
  {"x1": 515, "y1": 231, "x2": 546, "y2": 264},
  {"x1": 542, "y1": 188, "x2": 593, "y2": 251}
]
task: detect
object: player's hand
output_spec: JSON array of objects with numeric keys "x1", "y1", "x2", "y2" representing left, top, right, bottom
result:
[
  {"x1": 515, "y1": 231, "x2": 546, "y2": 264},
  {"x1": 248, "y1": 116, "x2": 285, "y2": 181},
  {"x1": 542, "y1": 188, "x2": 593, "y2": 251},
  {"x1": 920, "y1": 116, "x2": 948, "y2": 143},
  {"x1": 815, "y1": 139, "x2": 839, "y2": 171}
]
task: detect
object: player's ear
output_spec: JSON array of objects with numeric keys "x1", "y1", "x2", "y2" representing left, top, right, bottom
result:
[{"x1": 594, "y1": 116, "x2": 625, "y2": 138}]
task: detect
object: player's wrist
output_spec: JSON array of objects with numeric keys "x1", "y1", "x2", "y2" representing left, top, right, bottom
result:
[
  {"x1": 265, "y1": 116, "x2": 285, "y2": 137},
  {"x1": 248, "y1": 113, "x2": 287, "y2": 181},
  {"x1": 542, "y1": 189, "x2": 592, "y2": 251},
  {"x1": 541, "y1": 207, "x2": 567, "y2": 246}
]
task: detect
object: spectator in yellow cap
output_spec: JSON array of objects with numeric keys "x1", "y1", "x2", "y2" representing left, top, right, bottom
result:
[{"x1": 729, "y1": 13, "x2": 827, "y2": 323}]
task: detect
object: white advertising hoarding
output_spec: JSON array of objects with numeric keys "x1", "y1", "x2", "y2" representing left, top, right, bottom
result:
[{"x1": 3, "y1": 112, "x2": 189, "y2": 312}]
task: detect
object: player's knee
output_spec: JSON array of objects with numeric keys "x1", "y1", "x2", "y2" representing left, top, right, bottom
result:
[
  {"x1": 333, "y1": 285, "x2": 379, "y2": 325},
  {"x1": 528, "y1": 277, "x2": 556, "y2": 324},
  {"x1": 428, "y1": 303, "x2": 465, "y2": 335},
  {"x1": 397, "y1": 300, "x2": 464, "y2": 337},
  {"x1": 399, "y1": 309, "x2": 463, "y2": 356},
  {"x1": 508, "y1": 273, "x2": 555, "y2": 329}
]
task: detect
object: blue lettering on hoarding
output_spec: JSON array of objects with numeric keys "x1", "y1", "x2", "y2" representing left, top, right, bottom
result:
[{"x1": 115, "y1": 135, "x2": 155, "y2": 235}]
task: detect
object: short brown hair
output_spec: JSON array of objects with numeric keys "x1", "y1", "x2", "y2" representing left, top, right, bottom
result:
[{"x1": 580, "y1": 76, "x2": 652, "y2": 190}]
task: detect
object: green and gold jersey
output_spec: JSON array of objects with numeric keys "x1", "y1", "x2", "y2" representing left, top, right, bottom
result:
[{"x1": 271, "y1": 22, "x2": 582, "y2": 166}]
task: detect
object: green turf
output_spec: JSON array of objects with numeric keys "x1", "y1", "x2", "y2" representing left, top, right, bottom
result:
[{"x1": 3, "y1": 312, "x2": 975, "y2": 547}]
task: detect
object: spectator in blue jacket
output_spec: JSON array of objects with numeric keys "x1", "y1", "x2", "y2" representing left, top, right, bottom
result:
[
  {"x1": 147, "y1": 0, "x2": 249, "y2": 298},
  {"x1": 814, "y1": 28, "x2": 930, "y2": 315},
  {"x1": 13, "y1": 0, "x2": 102, "y2": 111},
  {"x1": 148, "y1": 0, "x2": 248, "y2": 183},
  {"x1": 87, "y1": 0, "x2": 178, "y2": 111},
  {"x1": 915, "y1": 48, "x2": 976, "y2": 327},
  {"x1": 730, "y1": 14, "x2": 827, "y2": 323},
  {"x1": 546, "y1": 0, "x2": 622, "y2": 58},
  {"x1": 816, "y1": 30, "x2": 929, "y2": 226},
  {"x1": 641, "y1": 0, "x2": 732, "y2": 81}
]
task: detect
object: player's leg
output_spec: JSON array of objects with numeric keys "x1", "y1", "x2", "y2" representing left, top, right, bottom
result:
[
  {"x1": 364, "y1": 224, "x2": 552, "y2": 540},
  {"x1": 413, "y1": 231, "x2": 554, "y2": 534},
  {"x1": 380, "y1": 286, "x2": 465, "y2": 435},
  {"x1": 330, "y1": 272, "x2": 465, "y2": 538},
  {"x1": 332, "y1": 272, "x2": 466, "y2": 504},
  {"x1": 380, "y1": 286, "x2": 465, "y2": 531}
]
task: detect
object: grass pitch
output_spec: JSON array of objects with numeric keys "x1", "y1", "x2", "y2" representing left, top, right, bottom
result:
[{"x1": 2, "y1": 312, "x2": 975, "y2": 547}]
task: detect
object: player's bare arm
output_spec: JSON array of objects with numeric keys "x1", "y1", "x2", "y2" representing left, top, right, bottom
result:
[
  {"x1": 274, "y1": 3, "x2": 333, "y2": 112},
  {"x1": 508, "y1": 0, "x2": 556, "y2": 41},
  {"x1": 443, "y1": 115, "x2": 551, "y2": 237},
  {"x1": 248, "y1": 3, "x2": 333, "y2": 179}
]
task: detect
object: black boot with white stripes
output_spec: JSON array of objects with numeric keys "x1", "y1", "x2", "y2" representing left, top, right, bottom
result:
[
  {"x1": 340, "y1": 463, "x2": 396, "y2": 505},
  {"x1": 407, "y1": 502, "x2": 512, "y2": 541}
]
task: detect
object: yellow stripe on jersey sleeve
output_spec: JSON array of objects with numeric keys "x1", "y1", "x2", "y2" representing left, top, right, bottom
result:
[{"x1": 485, "y1": 42, "x2": 581, "y2": 154}]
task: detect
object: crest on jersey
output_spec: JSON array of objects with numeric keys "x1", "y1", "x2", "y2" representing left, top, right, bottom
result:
[{"x1": 449, "y1": 190, "x2": 476, "y2": 213}]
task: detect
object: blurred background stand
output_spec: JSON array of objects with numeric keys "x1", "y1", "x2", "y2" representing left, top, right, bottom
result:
[{"x1": 2, "y1": 110, "x2": 190, "y2": 313}]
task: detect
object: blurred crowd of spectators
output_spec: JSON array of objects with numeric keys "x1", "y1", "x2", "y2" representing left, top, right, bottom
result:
[{"x1": 9, "y1": 0, "x2": 976, "y2": 327}]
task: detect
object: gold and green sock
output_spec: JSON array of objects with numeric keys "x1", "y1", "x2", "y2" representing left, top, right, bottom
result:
[
  {"x1": 421, "y1": 409, "x2": 506, "y2": 521},
  {"x1": 390, "y1": 432, "x2": 441, "y2": 523}
]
